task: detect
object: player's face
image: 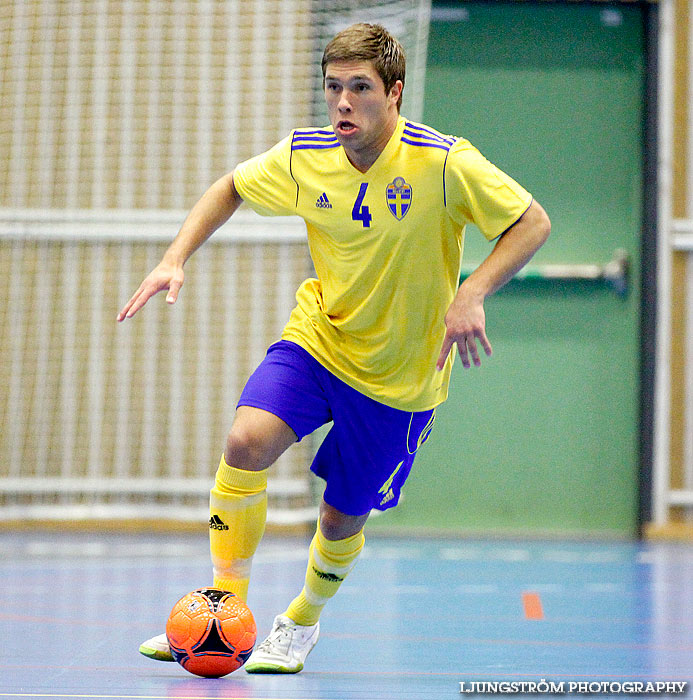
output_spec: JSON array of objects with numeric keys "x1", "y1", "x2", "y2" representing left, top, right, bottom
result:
[{"x1": 324, "y1": 60, "x2": 403, "y2": 171}]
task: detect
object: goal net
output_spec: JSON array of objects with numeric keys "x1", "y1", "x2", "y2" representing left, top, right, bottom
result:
[{"x1": 0, "y1": 0, "x2": 432, "y2": 525}]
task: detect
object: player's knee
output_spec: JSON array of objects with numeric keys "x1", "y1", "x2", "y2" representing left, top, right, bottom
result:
[
  {"x1": 224, "y1": 425, "x2": 270, "y2": 471},
  {"x1": 318, "y1": 512, "x2": 344, "y2": 541},
  {"x1": 319, "y1": 501, "x2": 368, "y2": 541}
]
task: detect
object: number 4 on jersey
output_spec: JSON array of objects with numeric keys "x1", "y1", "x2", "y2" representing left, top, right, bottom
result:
[{"x1": 352, "y1": 183, "x2": 372, "y2": 228}]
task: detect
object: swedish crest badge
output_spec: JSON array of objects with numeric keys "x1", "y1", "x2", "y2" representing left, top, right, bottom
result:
[{"x1": 386, "y1": 176, "x2": 412, "y2": 220}]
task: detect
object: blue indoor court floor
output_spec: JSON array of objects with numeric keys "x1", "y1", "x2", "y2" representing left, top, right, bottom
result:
[{"x1": 0, "y1": 531, "x2": 691, "y2": 700}]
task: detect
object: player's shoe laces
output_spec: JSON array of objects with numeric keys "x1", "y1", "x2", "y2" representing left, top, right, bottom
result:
[
  {"x1": 139, "y1": 633, "x2": 175, "y2": 662},
  {"x1": 244, "y1": 614, "x2": 319, "y2": 674}
]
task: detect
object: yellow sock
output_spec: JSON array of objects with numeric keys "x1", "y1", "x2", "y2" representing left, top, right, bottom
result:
[
  {"x1": 284, "y1": 523, "x2": 364, "y2": 626},
  {"x1": 209, "y1": 454, "x2": 267, "y2": 602}
]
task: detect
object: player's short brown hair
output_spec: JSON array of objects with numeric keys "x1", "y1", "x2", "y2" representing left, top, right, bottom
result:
[{"x1": 321, "y1": 23, "x2": 406, "y2": 110}]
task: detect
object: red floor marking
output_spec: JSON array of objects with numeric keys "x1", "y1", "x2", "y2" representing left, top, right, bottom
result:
[{"x1": 522, "y1": 591, "x2": 544, "y2": 620}]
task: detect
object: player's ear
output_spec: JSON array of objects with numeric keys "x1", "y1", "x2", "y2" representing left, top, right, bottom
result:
[{"x1": 389, "y1": 80, "x2": 403, "y2": 106}]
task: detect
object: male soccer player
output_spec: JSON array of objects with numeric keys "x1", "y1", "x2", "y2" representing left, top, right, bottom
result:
[{"x1": 118, "y1": 23, "x2": 550, "y2": 673}]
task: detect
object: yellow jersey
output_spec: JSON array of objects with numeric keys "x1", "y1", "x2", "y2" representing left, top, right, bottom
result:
[{"x1": 233, "y1": 116, "x2": 532, "y2": 411}]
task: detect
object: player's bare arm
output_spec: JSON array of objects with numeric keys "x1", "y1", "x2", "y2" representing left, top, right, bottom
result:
[
  {"x1": 117, "y1": 171, "x2": 244, "y2": 321},
  {"x1": 436, "y1": 199, "x2": 551, "y2": 370}
]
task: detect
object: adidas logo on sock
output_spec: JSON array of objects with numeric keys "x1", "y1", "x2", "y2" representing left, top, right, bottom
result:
[
  {"x1": 312, "y1": 566, "x2": 344, "y2": 583},
  {"x1": 315, "y1": 192, "x2": 332, "y2": 209},
  {"x1": 209, "y1": 514, "x2": 229, "y2": 531}
]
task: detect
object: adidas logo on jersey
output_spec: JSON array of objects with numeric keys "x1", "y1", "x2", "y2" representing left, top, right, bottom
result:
[{"x1": 315, "y1": 192, "x2": 332, "y2": 209}]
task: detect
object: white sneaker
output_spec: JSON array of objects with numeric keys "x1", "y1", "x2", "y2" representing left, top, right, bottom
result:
[
  {"x1": 244, "y1": 614, "x2": 319, "y2": 674},
  {"x1": 139, "y1": 632, "x2": 174, "y2": 662}
]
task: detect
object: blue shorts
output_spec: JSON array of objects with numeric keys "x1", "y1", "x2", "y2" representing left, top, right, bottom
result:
[{"x1": 237, "y1": 340, "x2": 436, "y2": 516}]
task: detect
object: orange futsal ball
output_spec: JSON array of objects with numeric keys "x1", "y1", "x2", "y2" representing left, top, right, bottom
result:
[{"x1": 165, "y1": 588, "x2": 257, "y2": 677}]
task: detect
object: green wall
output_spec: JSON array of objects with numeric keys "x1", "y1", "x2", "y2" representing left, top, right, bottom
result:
[{"x1": 371, "y1": 2, "x2": 645, "y2": 536}]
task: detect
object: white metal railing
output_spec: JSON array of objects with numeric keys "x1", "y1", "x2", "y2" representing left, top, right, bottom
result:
[
  {"x1": 460, "y1": 248, "x2": 630, "y2": 295},
  {"x1": 0, "y1": 208, "x2": 307, "y2": 242}
]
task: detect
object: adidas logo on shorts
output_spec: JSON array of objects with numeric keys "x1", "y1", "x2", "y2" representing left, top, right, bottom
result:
[
  {"x1": 315, "y1": 192, "x2": 332, "y2": 209},
  {"x1": 379, "y1": 489, "x2": 395, "y2": 506}
]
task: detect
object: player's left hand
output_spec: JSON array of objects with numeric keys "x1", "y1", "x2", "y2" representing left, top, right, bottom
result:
[{"x1": 436, "y1": 288, "x2": 493, "y2": 370}]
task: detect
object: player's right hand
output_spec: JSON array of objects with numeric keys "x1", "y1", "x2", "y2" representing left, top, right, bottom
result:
[{"x1": 116, "y1": 261, "x2": 184, "y2": 321}]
